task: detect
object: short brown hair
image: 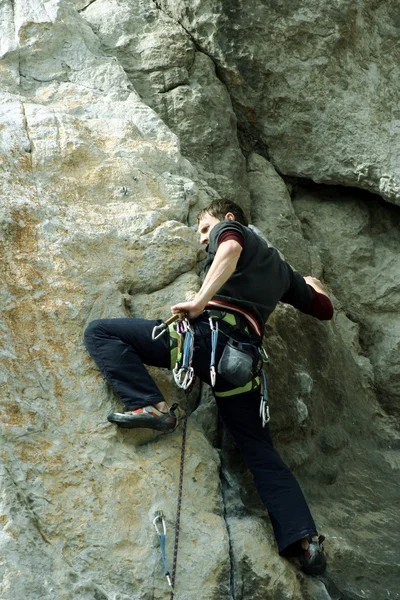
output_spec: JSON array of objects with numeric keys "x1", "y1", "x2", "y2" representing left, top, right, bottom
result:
[{"x1": 197, "y1": 198, "x2": 249, "y2": 226}]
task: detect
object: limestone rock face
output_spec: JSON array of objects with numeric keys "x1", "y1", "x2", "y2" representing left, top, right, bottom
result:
[
  {"x1": 1, "y1": 1, "x2": 399, "y2": 600},
  {"x1": 248, "y1": 152, "x2": 311, "y2": 272},
  {"x1": 293, "y1": 186, "x2": 400, "y2": 418},
  {"x1": 82, "y1": 0, "x2": 250, "y2": 209},
  {"x1": 158, "y1": 0, "x2": 400, "y2": 204},
  {"x1": 0, "y1": 2, "x2": 218, "y2": 599}
]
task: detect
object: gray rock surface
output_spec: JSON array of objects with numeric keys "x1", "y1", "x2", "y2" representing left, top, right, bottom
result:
[
  {"x1": 293, "y1": 186, "x2": 400, "y2": 418},
  {"x1": 1, "y1": 1, "x2": 399, "y2": 599},
  {"x1": 157, "y1": 0, "x2": 400, "y2": 204},
  {"x1": 82, "y1": 0, "x2": 250, "y2": 210}
]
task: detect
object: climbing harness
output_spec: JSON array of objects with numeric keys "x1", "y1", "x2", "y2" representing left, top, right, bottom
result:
[
  {"x1": 153, "y1": 410, "x2": 188, "y2": 597},
  {"x1": 155, "y1": 309, "x2": 271, "y2": 423},
  {"x1": 153, "y1": 511, "x2": 174, "y2": 592},
  {"x1": 205, "y1": 309, "x2": 270, "y2": 425}
]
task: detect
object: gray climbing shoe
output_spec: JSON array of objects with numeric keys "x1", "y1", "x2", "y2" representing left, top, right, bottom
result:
[
  {"x1": 107, "y1": 403, "x2": 180, "y2": 431},
  {"x1": 299, "y1": 535, "x2": 326, "y2": 576}
]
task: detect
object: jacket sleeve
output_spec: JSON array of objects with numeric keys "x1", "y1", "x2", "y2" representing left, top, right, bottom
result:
[
  {"x1": 280, "y1": 262, "x2": 334, "y2": 320},
  {"x1": 280, "y1": 262, "x2": 314, "y2": 310}
]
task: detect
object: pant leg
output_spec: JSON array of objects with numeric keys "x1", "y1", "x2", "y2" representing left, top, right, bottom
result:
[
  {"x1": 216, "y1": 389, "x2": 317, "y2": 555},
  {"x1": 191, "y1": 320, "x2": 317, "y2": 554},
  {"x1": 84, "y1": 318, "x2": 170, "y2": 410}
]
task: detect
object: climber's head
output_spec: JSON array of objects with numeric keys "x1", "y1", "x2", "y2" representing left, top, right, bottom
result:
[{"x1": 197, "y1": 199, "x2": 248, "y2": 245}]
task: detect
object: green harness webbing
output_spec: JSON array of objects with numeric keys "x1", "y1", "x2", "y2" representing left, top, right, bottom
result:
[
  {"x1": 169, "y1": 324, "x2": 180, "y2": 370},
  {"x1": 214, "y1": 375, "x2": 261, "y2": 397}
]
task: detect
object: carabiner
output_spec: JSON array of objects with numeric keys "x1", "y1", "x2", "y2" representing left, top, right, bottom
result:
[
  {"x1": 210, "y1": 365, "x2": 216, "y2": 387},
  {"x1": 260, "y1": 400, "x2": 270, "y2": 426},
  {"x1": 153, "y1": 511, "x2": 166, "y2": 535},
  {"x1": 182, "y1": 366, "x2": 195, "y2": 390},
  {"x1": 152, "y1": 313, "x2": 185, "y2": 340},
  {"x1": 259, "y1": 370, "x2": 270, "y2": 426},
  {"x1": 260, "y1": 346, "x2": 269, "y2": 363},
  {"x1": 152, "y1": 323, "x2": 167, "y2": 340}
]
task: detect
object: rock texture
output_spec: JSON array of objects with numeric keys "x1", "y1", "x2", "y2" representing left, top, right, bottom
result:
[
  {"x1": 157, "y1": 0, "x2": 400, "y2": 204},
  {"x1": 1, "y1": 1, "x2": 399, "y2": 600},
  {"x1": 81, "y1": 0, "x2": 250, "y2": 210},
  {"x1": 293, "y1": 186, "x2": 400, "y2": 419}
]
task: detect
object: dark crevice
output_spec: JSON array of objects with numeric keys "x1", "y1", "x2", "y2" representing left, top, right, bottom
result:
[
  {"x1": 20, "y1": 72, "x2": 68, "y2": 84},
  {"x1": 291, "y1": 177, "x2": 400, "y2": 419},
  {"x1": 290, "y1": 177, "x2": 400, "y2": 216},
  {"x1": 236, "y1": 119, "x2": 272, "y2": 161},
  {"x1": 123, "y1": 63, "x2": 187, "y2": 75},
  {"x1": 159, "y1": 82, "x2": 188, "y2": 94},
  {"x1": 78, "y1": 0, "x2": 99, "y2": 13},
  {"x1": 20, "y1": 100, "x2": 33, "y2": 158},
  {"x1": 217, "y1": 420, "x2": 236, "y2": 600}
]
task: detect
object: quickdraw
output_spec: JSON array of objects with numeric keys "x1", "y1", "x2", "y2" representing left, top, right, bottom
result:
[
  {"x1": 259, "y1": 369, "x2": 270, "y2": 427},
  {"x1": 258, "y1": 345, "x2": 270, "y2": 427},
  {"x1": 152, "y1": 314, "x2": 195, "y2": 391},
  {"x1": 209, "y1": 317, "x2": 219, "y2": 387},
  {"x1": 172, "y1": 318, "x2": 195, "y2": 390},
  {"x1": 153, "y1": 511, "x2": 174, "y2": 593}
]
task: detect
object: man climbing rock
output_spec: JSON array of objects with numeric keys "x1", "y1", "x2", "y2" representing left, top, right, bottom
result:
[{"x1": 84, "y1": 199, "x2": 333, "y2": 576}]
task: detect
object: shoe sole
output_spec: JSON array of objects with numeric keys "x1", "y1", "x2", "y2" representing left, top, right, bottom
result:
[{"x1": 108, "y1": 413, "x2": 177, "y2": 431}]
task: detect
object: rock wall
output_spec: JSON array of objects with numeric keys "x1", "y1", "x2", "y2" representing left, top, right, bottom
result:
[
  {"x1": 1, "y1": 2, "x2": 399, "y2": 600},
  {"x1": 156, "y1": 0, "x2": 400, "y2": 204}
]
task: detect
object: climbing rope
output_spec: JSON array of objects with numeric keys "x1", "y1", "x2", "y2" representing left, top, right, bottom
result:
[
  {"x1": 169, "y1": 409, "x2": 188, "y2": 598},
  {"x1": 153, "y1": 409, "x2": 188, "y2": 597},
  {"x1": 152, "y1": 314, "x2": 189, "y2": 596}
]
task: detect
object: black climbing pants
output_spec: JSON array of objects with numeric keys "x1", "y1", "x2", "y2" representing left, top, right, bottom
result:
[{"x1": 84, "y1": 317, "x2": 317, "y2": 555}]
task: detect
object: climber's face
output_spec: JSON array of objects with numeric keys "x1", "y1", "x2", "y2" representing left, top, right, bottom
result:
[
  {"x1": 198, "y1": 212, "x2": 236, "y2": 246},
  {"x1": 198, "y1": 212, "x2": 221, "y2": 246}
]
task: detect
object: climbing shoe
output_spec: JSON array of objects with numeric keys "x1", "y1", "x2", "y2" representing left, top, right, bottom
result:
[
  {"x1": 107, "y1": 403, "x2": 180, "y2": 431},
  {"x1": 299, "y1": 535, "x2": 326, "y2": 576}
]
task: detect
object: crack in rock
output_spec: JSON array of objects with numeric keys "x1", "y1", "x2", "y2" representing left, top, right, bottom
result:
[
  {"x1": 3, "y1": 464, "x2": 51, "y2": 546},
  {"x1": 150, "y1": 0, "x2": 271, "y2": 165},
  {"x1": 77, "y1": 0, "x2": 99, "y2": 12}
]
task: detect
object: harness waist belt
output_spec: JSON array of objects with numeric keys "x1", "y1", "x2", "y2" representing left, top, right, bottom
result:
[{"x1": 206, "y1": 300, "x2": 262, "y2": 337}]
